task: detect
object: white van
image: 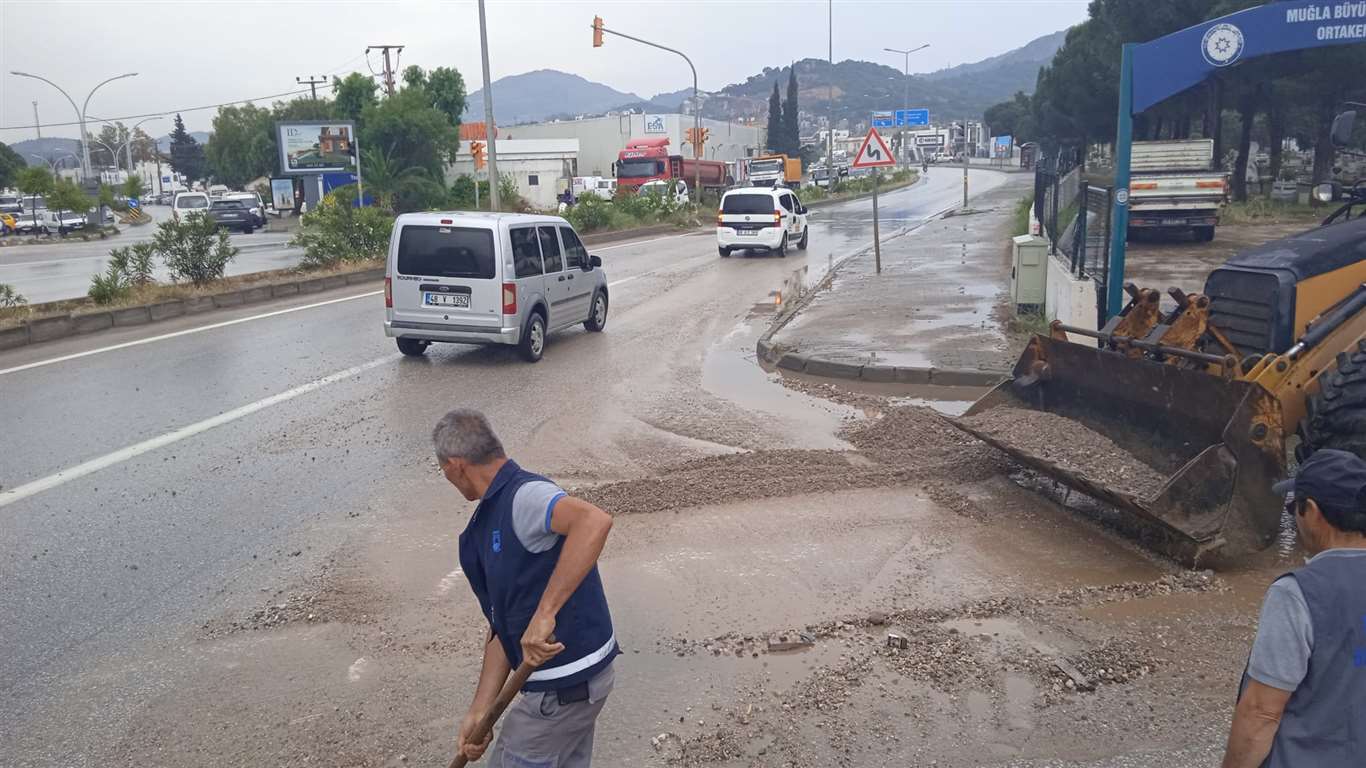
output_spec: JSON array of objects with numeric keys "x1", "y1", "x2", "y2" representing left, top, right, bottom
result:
[
  {"x1": 716, "y1": 185, "x2": 808, "y2": 257},
  {"x1": 384, "y1": 212, "x2": 609, "y2": 362},
  {"x1": 172, "y1": 191, "x2": 210, "y2": 220}
]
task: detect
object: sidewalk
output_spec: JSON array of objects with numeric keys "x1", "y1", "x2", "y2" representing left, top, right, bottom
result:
[{"x1": 761, "y1": 174, "x2": 1032, "y2": 386}]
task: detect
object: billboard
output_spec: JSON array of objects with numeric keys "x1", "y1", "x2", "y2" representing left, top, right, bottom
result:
[
  {"x1": 991, "y1": 135, "x2": 1014, "y2": 158},
  {"x1": 643, "y1": 115, "x2": 667, "y2": 134},
  {"x1": 277, "y1": 121, "x2": 357, "y2": 174}
]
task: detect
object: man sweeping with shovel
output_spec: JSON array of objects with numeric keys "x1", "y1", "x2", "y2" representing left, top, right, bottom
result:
[{"x1": 434, "y1": 409, "x2": 619, "y2": 766}]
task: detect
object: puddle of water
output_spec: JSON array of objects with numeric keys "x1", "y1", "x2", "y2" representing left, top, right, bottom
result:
[{"x1": 940, "y1": 616, "x2": 1064, "y2": 656}]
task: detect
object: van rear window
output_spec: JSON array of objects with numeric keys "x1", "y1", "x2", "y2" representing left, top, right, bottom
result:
[
  {"x1": 397, "y1": 226, "x2": 496, "y2": 279},
  {"x1": 722, "y1": 194, "x2": 774, "y2": 214}
]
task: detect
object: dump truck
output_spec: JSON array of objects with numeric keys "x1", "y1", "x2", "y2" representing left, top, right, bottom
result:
[
  {"x1": 955, "y1": 113, "x2": 1366, "y2": 565},
  {"x1": 1128, "y1": 139, "x2": 1228, "y2": 242},
  {"x1": 748, "y1": 154, "x2": 802, "y2": 187}
]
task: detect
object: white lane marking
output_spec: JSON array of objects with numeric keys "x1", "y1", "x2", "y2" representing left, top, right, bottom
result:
[
  {"x1": 436, "y1": 568, "x2": 464, "y2": 596},
  {"x1": 593, "y1": 231, "x2": 699, "y2": 252},
  {"x1": 607, "y1": 275, "x2": 639, "y2": 288},
  {"x1": 0, "y1": 290, "x2": 383, "y2": 377},
  {"x1": 348, "y1": 657, "x2": 369, "y2": 682},
  {"x1": 0, "y1": 354, "x2": 397, "y2": 509},
  {"x1": 0, "y1": 255, "x2": 107, "y2": 269}
]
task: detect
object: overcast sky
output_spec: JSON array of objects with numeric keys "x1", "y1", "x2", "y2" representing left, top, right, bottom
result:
[{"x1": 1, "y1": 0, "x2": 1087, "y2": 142}]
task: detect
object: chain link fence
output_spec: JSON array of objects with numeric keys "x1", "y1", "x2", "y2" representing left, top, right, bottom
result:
[{"x1": 1034, "y1": 147, "x2": 1113, "y2": 327}]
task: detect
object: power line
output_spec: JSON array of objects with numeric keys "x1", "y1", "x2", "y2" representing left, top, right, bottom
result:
[{"x1": 1, "y1": 85, "x2": 328, "y2": 132}]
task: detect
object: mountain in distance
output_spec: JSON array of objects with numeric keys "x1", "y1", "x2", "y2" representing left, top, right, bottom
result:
[
  {"x1": 648, "y1": 88, "x2": 692, "y2": 110},
  {"x1": 703, "y1": 29, "x2": 1068, "y2": 126},
  {"x1": 155, "y1": 131, "x2": 211, "y2": 154},
  {"x1": 7, "y1": 137, "x2": 82, "y2": 164},
  {"x1": 922, "y1": 29, "x2": 1068, "y2": 81},
  {"x1": 465, "y1": 69, "x2": 644, "y2": 125}
]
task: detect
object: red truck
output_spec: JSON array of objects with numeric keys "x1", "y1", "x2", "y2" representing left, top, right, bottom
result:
[{"x1": 615, "y1": 137, "x2": 730, "y2": 193}]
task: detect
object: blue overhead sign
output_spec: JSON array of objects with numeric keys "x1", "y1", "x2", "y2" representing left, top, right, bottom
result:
[
  {"x1": 895, "y1": 109, "x2": 929, "y2": 127},
  {"x1": 871, "y1": 111, "x2": 894, "y2": 128},
  {"x1": 1132, "y1": 0, "x2": 1366, "y2": 113}
]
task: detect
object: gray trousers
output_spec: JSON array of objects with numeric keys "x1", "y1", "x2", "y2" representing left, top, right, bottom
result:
[{"x1": 489, "y1": 663, "x2": 615, "y2": 768}]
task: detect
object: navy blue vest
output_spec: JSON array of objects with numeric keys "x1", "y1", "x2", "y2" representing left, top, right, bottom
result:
[
  {"x1": 458, "y1": 460, "x2": 618, "y2": 692},
  {"x1": 1257, "y1": 552, "x2": 1366, "y2": 768}
]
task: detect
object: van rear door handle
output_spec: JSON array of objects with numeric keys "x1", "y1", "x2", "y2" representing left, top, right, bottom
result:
[
  {"x1": 567, "y1": 274, "x2": 574, "y2": 280},
  {"x1": 558, "y1": 275, "x2": 566, "y2": 282}
]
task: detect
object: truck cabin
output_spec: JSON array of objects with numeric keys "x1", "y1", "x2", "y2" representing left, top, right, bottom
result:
[{"x1": 617, "y1": 137, "x2": 673, "y2": 189}]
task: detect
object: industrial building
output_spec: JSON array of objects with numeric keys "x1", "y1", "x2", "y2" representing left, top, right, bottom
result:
[
  {"x1": 446, "y1": 139, "x2": 580, "y2": 210},
  {"x1": 499, "y1": 113, "x2": 764, "y2": 179}
]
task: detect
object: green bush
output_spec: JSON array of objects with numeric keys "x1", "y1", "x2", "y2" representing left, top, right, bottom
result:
[
  {"x1": 0, "y1": 283, "x2": 27, "y2": 308},
  {"x1": 154, "y1": 212, "x2": 237, "y2": 285},
  {"x1": 107, "y1": 241, "x2": 157, "y2": 287},
  {"x1": 565, "y1": 194, "x2": 617, "y2": 232},
  {"x1": 88, "y1": 263, "x2": 132, "y2": 305},
  {"x1": 291, "y1": 191, "x2": 394, "y2": 268}
]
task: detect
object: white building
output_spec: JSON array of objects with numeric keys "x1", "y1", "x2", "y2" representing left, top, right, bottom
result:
[
  {"x1": 446, "y1": 139, "x2": 579, "y2": 210},
  {"x1": 500, "y1": 113, "x2": 764, "y2": 179}
]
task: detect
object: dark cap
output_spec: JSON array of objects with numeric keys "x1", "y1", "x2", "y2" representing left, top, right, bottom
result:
[{"x1": 1274, "y1": 449, "x2": 1366, "y2": 515}]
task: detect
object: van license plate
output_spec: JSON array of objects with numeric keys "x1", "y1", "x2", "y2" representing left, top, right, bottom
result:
[
  {"x1": 424, "y1": 292, "x2": 470, "y2": 308},
  {"x1": 737, "y1": 230, "x2": 757, "y2": 236}
]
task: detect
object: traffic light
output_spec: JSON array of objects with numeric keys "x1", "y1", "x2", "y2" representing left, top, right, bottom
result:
[
  {"x1": 592, "y1": 16, "x2": 604, "y2": 48},
  {"x1": 471, "y1": 141, "x2": 486, "y2": 170},
  {"x1": 700, "y1": 127, "x2": 710, "y2": 144}
]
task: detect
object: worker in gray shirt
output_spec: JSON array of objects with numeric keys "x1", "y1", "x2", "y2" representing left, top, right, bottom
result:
[{"x1": 1222, "y1": 449, "x2": 1366, "y2": 768}]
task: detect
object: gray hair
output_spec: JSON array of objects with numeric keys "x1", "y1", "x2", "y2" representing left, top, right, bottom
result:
[{"x1": 432, "y1": 409, "x2": 506, "y2": 464}]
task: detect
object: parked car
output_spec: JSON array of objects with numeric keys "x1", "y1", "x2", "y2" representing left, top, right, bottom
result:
[
  {"x1": 172, "y1": 191, "x2": 211, "y2": 220},
  {"x1": 0, "y1": 212, "x2": 17, "y2": 235},
  {"x1": 383, "y1": 212, "x2": 607, "y2": 362},
  {"x1": 45, "y1": 209, "x2": 87, "y2": 234},
  {"x1": 716, "y1": 186, "x2": 808, "y2": 258},
  {"x1": 14, "y1": 207, "x2": 48, "y2": 234},
  {"x1": 637, "y1": 179, "x2": 689, "y2": 205},
  {"x1": 0, "y1": 193, "x2": 22, "y2": 215},
  {"x1": 224, "y1": 192, "x2": 266, "y2": 228},
  {"x1": 207, "y1": 199, "x2": 255, "y2": 233}
]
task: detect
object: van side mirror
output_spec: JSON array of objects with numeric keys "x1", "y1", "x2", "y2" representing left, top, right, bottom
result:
[
  {"x1": 589, "y1": 254, "x2": 602, "y2": 268},
  {"x1": 1331, "y1": 111, "x2": 1356, "y2": 148}
]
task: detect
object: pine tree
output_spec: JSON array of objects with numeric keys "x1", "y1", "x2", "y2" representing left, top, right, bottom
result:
[
  {"x1": 765, "y1": 81, "x2": 783, "y2": 154},
  {"x1": 782, "y1": 68, "x2": 800, "y2": 157},
  {"x1": 168, "y1": 113, "x2": 207, "y2": 184}
]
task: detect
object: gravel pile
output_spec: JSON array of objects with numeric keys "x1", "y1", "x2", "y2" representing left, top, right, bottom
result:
[{"x1": 959, "y1": 407, "x2": 1167, "y2": 499}]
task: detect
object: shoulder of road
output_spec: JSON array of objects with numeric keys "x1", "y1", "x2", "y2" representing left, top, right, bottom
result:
[{"x1": 759, "y1": 173, "x2": 1032, "y2": 387}]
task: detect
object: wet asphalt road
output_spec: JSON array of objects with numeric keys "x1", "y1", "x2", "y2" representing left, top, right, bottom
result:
[
  {"x1": 0, "y1": 168, "x2": 1008, "y2": 766},
  {"x1": 0, "y1": 204, "x2": 299, "y2": 304}
]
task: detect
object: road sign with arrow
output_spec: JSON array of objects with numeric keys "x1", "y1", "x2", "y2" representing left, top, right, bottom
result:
[{"x1": 851, "y1": 128, "x2": 896, "y2": 169}]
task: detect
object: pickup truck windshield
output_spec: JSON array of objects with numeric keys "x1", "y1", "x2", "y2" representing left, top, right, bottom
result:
[{"x1": 617, "y1": 159, "x2": 662, "y2": 178}]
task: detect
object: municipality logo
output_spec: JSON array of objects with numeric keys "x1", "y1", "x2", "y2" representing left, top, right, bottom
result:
[{"x1": 1202, "y1": 23, "x2": 1244, "y2": 67}]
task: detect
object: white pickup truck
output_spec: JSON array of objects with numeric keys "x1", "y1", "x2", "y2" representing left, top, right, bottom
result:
[{"x1": 1128, "y1": 139, "x2": 1228, "y2": 242}]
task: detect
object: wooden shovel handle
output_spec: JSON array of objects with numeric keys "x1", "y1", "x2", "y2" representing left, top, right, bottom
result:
[{"x1": 447, "y1": 659, "x2": 539, "y2": 768}]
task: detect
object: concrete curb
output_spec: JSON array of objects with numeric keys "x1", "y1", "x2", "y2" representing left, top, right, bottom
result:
[
  {"x1": 0, "y1": 267, "x2": 385, "y2": 353},
  {"x1": 757, "y1": 337, "x2": 1006, "y2": 387}
]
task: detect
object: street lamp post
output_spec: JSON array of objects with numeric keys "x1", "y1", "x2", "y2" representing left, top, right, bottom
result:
[
  {"x1": 883, "y1": 44, "x2": 929, "y2": 164},
  {"x1": 92, "y1": 115, "x2": 163, "y2": 172},
  {"x1": 10, "y1": 70, "x2": 138, "y2": 180}
]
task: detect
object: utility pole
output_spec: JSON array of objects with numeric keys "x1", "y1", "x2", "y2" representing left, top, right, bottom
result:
[
  {"x1": 883, "y1": 44, "x2": 928, "y2": 165},
  {"x1": 296, "y1": 75, "x2": 327, "y2": 100},
  {"x1": 476, "y1": 2, "x2": 501, "y2": 211},
  {"x1": 828, "y1": 0, "x2": 833, "y2": 175},
  {"x1": 367, "y1": 45, "x2": 404, "y2": 96},
  {"x1": 962, "y1": 117, "x2": 970, "y2": 207},
  {"x1": 32, "y1": 101, "x2": 41, "y2": 139}
]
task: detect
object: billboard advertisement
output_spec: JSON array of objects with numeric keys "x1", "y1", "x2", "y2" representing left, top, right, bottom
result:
[
  {"x1": 643, "y1": 115, "x2": 667, "y2": 134},
  {"x1": 991, "y1": 135, "x2": 1014, "y2": 158},
  {"x1": 277, "y1": 121, "x2": 357, "y2": 174}
]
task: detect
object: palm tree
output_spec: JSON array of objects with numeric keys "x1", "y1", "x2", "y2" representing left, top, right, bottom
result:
[{"x1": 361, "y1": 147, "x2": 428, "y2": 212}]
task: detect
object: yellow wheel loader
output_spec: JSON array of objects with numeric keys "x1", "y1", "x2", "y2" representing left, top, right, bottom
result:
[{"x1": 957, "y1": 114, "x2": 1366, "y2": 565}]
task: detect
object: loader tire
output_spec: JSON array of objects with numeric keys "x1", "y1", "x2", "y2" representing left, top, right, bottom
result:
[{"x1": 1299, "y1": 339, "x2": 1366, "y2": 461}]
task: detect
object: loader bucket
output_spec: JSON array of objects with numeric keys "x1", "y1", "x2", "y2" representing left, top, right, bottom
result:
[{"x1": 955, "y1": 335, "x2": 1285, "y2": 565}]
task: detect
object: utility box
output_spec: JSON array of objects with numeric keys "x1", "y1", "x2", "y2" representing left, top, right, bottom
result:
[{"x1": 1012, "y1": 234, "x2": 1048, "y2": 313}]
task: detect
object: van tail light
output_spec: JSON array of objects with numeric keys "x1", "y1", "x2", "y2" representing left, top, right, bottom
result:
[
  {"x1": 502, "y1": 282, "x2": 517, "y2": 315},
  {"x1": 716, "y1": 209, "x2": 724, "y2": 226},
  {"x1": 773, "y1": 210, "x2": 782, "y2": 223},
  {"x1": 384, "y1": 276, "x2": 392, "y2": 308}
]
